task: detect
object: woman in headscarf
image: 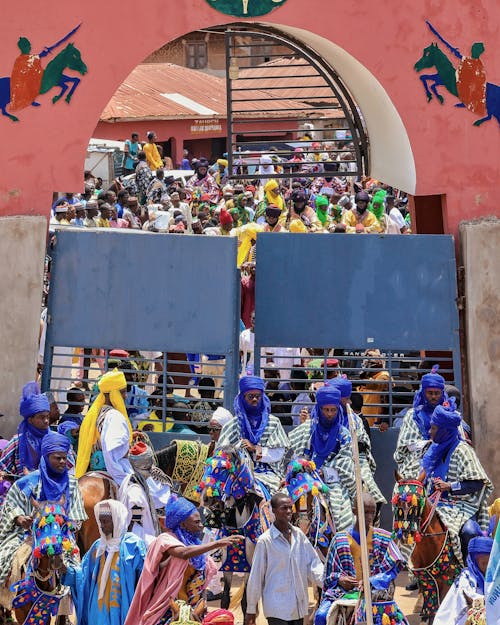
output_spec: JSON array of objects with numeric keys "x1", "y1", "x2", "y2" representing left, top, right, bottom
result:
[
  {"x1": 124, "y1": 496, "x2": 242, "y2": 625},
  {"x1": 395, "y1": 365, "x2": 456, "y2": 480},
  {"x1": 65, "y1": 499, "x2": 146, "y2": 625},
  {"x1": 255, "y1": 179, "x2": 286, "y2": 224},
  {"x1": 421, "y1": 405, "x2": 492, "y2": 563},
  {"x1": 434, "y1": 535, "x2": 493, "y2": 625},
  {"x1": 288, "y1": 386, "x2": 356, "y2": 530},
  {"x1": 216, "y1": 375, "x2": 289, "y2": 494},
  {"x1": 0, "y1": 432, "x2": 87, "y2": 592},
  {"x1": 0, "y1": 381, "x2": 50, "y2": 479}
]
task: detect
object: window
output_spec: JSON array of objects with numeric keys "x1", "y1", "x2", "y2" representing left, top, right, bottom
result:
[{"x1": 185, "y1": 42, "x2": 208, "y2": 70}]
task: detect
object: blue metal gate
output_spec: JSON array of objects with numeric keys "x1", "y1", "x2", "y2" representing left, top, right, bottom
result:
[
  {"x1": 253, "y1": 232, "x2": 461, "y2": 528},
  {"x1": 42, "y1": 229, "x2": 240, "y2": 433}
]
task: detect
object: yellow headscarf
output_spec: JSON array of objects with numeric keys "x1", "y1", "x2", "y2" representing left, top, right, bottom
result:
[
  {"x1": 264, "y1": 179, "x2": 285, "y2": 211},
  {"x1": 236, "y1": 222, "x2": 263, "y2": 267},
  {"x1": 75, "y1": 370, "x2": 130, "y2": 478},
  {"x1": 289, "y1": 219, "x2": 307, "y2": 233},
  {"x1": 489, "y1": 498, "x2": 500, "y2": 536}
]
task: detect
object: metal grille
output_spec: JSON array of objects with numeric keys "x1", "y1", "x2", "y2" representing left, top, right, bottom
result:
[
  {"x1": 257, "y1": 347, "x2": 457, "y2": 428},
  {"x1": 225, "y1": 26, "x2": 368, "y2": 183},
  {"x1": 43, "y1": 346, "x2": 227, "y2": 433}
]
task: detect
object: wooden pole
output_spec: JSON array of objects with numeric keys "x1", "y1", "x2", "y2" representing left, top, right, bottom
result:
[{"x1": 346, "y1": 404, "x2": 373, "y2": 625}]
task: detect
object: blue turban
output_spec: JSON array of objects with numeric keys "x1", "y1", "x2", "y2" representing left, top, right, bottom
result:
[
  {"x1": 422, "y1": 405, "x2": 462, "y2": 480},
  {"x1": 39, "y1": 432, "x2": 70, "y2": 504},
  {"x1": 310, "y1": 386, "x2": 343, "y2": 469},
  {"x1": 18, "y1": 381, "x2": 50, "y2": 471},
  {"x1": 328, "y1": 377, "x2": 352, "y2": 398},
  {"x1": 57, "y1": 421, "x2": 80, "y2": 446},
  {"x1": 239, "y1": 376, "x2": 265, "y2": 394},
  {"x1": 316, "y1": 386, "x2": 341, "y2": 408},
  {"x1": 164, "y1": 495, "x2": 206, "y2": 570},
  {"x1": 234, "y1": 376, "x2": 270, "y2": 445},
  {"x1": 164, "y1": 495, "x2": 196, "y2": 531},
  {"x1": 19, "y1": 381, "x2": 50, "y2": 418},
  {"x1": 412, "y1": 366, "x2": 448, "y2": 439},
  {"x1": 467, "y1": 536, "x2": 493, "y2": 593}
]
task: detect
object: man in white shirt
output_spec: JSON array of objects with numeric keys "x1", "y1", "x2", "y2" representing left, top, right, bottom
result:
[{"x1": 246, "y1": 493, "x2": 324, "y2": 625}]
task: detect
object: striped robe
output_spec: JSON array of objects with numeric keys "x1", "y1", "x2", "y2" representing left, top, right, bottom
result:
[
  {"x1": 0, "y1": 476, "x2": 86, "y2": 588},
  {"x1": 393, "y1": 408, "x2": 430, "y2": 479},
  {"x1": 217, "y1": 415, "x2": 289, "y2": 493},
  {"x1": 431, "y1": 441, "x2": 492, "y2": 565},
  {"x1": 288, "y1": 422, "x2": 355, "y2": 531},
  {"x1": 323, "y1": 528, "x2": 404, "y2": 600}
]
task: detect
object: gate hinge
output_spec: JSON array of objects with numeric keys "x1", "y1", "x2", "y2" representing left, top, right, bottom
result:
[{"x1": 456, "y1": 296, "x2": 466, "y2": 311}]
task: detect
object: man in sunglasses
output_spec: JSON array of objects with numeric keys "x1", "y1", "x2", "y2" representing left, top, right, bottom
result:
[{"x1": 216, "y1": 376, "x2": 289, "y2": 494}]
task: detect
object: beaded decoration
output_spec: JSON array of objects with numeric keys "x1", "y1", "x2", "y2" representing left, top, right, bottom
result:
[
  {"x1": 391, "y1": 480, "x2": 426, "y2": 545},
  {"x1": 284, "y1": 458, "x2": 329, "y2": 503},
  {"x1": 356, "y1": 600, "x2": 407, "y2": 625},
  {"x1": 32, "y1": 502, "x2": 79, "y2": 560},
  {"x1": 197, "y1": 449, "x2": 254, "y2": 501}
]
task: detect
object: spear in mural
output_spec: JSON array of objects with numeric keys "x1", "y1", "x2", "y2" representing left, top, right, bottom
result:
[
  {"x1": 39, "y1": 23, "x2": 82, "y2": 58},
  {"x1": 425, "y1": 20, "x2": 462, "y2": 59}
]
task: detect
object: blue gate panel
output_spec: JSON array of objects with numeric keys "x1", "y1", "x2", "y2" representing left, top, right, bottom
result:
[
  {"x1": 255, "y1": 234, "x2": 459, "y2": 351},
  {"x1": 47, "y1": 230, "x2": 240, "y2": 353}
]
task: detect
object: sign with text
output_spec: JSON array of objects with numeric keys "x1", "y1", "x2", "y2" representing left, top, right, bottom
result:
[{"x1": 190, "y1": 119, "x2": 223, "y2": 134}]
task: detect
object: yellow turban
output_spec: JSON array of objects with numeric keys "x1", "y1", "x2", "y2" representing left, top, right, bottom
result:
[
  {"x1": 75, "y1": 370, "x2": 131, "y2": 478},
  {"x1": 489, "y1": 498, "x2": 500, "y2": 536},
  {"x1": 236, "y1": 222, "x2": 263, "y2": 267},
  {"x1": 289, "y1": 219, "x2": 307, "y2": 233}
]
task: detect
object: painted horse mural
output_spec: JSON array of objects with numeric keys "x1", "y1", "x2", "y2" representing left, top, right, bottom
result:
[
  {"x1": 415, "y1": 21, "x2": 500, "y2": 126},
  {"x1": 0, "y1": 25, "x2": 87, "y2": 121}
]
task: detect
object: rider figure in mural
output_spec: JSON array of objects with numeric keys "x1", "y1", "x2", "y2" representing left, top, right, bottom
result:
[
  {"x1": 216, "y1": 375, "x2": 289, "y2": 494},
  {"x1": 0, "y1": 432, "x2": 86, "y2": 602},
  {"x1": 420, "y1": 405, "x2": 492, "y2": 564},
  {"x1": 289, "y1": 385, "x2": 356, "y2": 531}
]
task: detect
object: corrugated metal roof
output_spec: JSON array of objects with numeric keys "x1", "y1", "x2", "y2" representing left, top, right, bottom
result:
[{"x1": 101, "y1": 63, "x2": 319, "y2": 122}]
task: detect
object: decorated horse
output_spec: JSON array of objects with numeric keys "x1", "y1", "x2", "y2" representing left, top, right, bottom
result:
[
  {"x1": 284, "y1": 457, "x2": 334, "y2": 559},
  {"x1": 197, "y1": 446, "x2": 272, "y2": 611},
  {"x1": 78, "y1": 437, "x2": 208, "y2": 554},
  {"x1": 10, "y1": 499, "x2": 79, "y2": 625},
  {"x1": 414, "y1": 21, "x2": 500, "y2": 127},
  {"x1": 393, "y1": 476, "x2": 461, "y2": 622},
  {"x1": 464, "y1": 596, "x2": 486, "y2": 625},
  {"x1": 0, "y1": 40, "x2": 87, "y2": 121}
]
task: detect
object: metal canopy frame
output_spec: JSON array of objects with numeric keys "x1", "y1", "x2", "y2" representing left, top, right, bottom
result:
[{"x1": 224, "y1": 25, "x2": 369, "y2": 182}]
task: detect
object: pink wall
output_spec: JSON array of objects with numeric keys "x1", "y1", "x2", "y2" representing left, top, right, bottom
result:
[{"x1": 0, "y1": 0, "x2": 499, "y2": 236}]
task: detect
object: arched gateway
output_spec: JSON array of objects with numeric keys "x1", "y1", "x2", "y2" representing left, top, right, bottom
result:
[{"x1": 0, "y1": 1, "x2": 498, "y2": 453}]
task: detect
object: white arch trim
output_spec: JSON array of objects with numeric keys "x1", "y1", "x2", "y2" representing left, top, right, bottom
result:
[{"x1": 266, "y1": 24, "x2": 417, "y2": 194}]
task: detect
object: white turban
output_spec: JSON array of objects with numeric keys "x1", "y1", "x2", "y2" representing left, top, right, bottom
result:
[{"x1": 211, "y1": 407, "x2": 233, "y2": 428}]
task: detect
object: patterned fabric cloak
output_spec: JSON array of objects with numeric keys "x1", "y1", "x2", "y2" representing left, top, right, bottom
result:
[
  {"x1": 288, "y1": 421, "x2": 355, "y2": 531},
  {"x1": 217, "y1": 415, "x2": 289, "y2": 493}
]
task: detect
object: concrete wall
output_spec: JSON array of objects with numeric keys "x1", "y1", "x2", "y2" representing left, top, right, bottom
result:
[
  {"x1": 0, "y1": 217, "x2": 47, "y2": 438},
  {"x1": 460, "y1": 217, "x2": 500, "y2": 494}
]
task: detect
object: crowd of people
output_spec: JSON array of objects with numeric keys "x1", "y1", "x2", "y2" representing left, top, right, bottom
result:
[
  {"x1": 0, "y1": 362, "x2": 496, "y2": 625},
  {"x1": 50, "y1": 132, "x2": 410, "y2": 252}
]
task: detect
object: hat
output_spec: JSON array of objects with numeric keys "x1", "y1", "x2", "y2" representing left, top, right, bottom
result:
[
  {"x1": 211, "y1": 407, "x2": 233, "y2": 428},
  {"x1": 355, "y1": 191, "x2": 370, "y2": 203},
  {"x1": 164, "y1": 495, "x2": 196, "y2": 530},
  {"x1": 98, "y1": 371, "x2": 127, "y2": 393},
  {"x1": 289, "y1": 219, "x2": 307, "y2": 233},
  {"x1": 55, "y1": 203, "x2": 69, "y2": 214},
  {"x1": 219, "y1": 209, "x2": 233, "y2": 227},
  {"x1": 265, "y1": 204, "x2": 282, "y2": 218},
  {"x1": 338, "y1": 194, "x2": 351, "y2": 207},
  {"x1": 19, "y1": 381, "x2": 50, "y2": 418},
  {"x1": 109, "y1": 349, "x2": 130, "y2": 359}
]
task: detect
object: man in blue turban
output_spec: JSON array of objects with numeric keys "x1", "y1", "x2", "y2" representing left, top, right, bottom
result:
[
  {"x1": 394, "y1": 365, "x2": 456, "y2": 480},
  {"x1": 329, "y1": 377, "x2": 386, "y2": 510},
  {"x1": 289, "y1": 385, "x2": 356, "y2": 530},
  {"x1": 434, "y1": 535, "x2": 493, "y2": 625},
  {"x1": 0, "y1": 381, "x2": 50, "y2": 479},
  {"x1": 421, "y1": 405, "x2": 492, "y2": 564},
  {"x1": 216, "y1": 375, "x2": 289, "y2": 494},
  {"x1": 124, "y1": 496, "x2": 242, "y2": 625},
  {"x1": 0, "y1": 431, "x2": 87, "y2": 590}
]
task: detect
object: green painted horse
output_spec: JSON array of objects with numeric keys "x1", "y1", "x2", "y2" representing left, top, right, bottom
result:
[{"x1": 0, "y1": 43, "x2": 87, "y2": 121}]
